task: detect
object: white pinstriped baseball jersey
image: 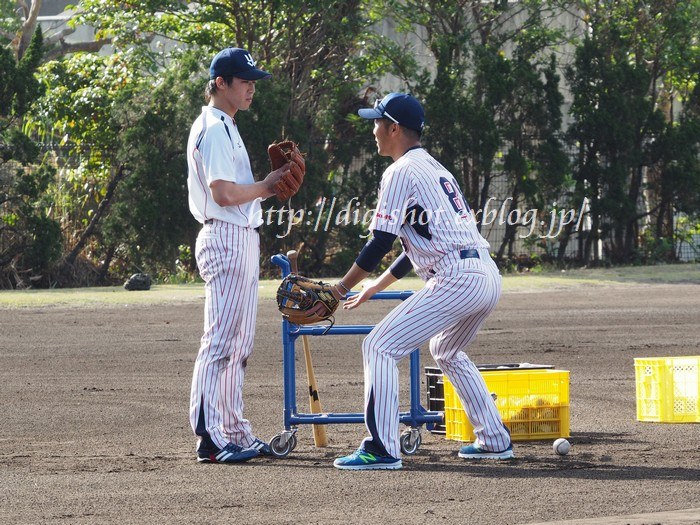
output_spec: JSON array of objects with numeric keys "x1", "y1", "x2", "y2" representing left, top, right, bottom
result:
[
  {"x1": 369, "y1": 147, "x2": 490, "y2": 280},
  {"x1": 360, "y1": 146, "x2": 511, "y2": 460},
  {"x1": 187, "y1": 106, "x2": 264, "y2": 228}
]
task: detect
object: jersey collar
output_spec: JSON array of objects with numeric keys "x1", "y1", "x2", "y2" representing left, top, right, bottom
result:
[
  {"x1": 404, "y1": 145, "x2": 422, "y2": 155},
  {"x1": 204, "y1": 105, "x2": 235, "y2": 126}
]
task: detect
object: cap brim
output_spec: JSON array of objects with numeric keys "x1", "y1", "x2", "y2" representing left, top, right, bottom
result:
[
  {"x1": 358, "y1": 108, "x2": 383, "y2": 120},
  {"x1": 235, "y1": 69, "x2": 272, "y2": 80}
]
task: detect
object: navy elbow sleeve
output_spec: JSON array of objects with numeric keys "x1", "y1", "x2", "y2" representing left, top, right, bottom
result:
[
  {"x1": 389, "y1": 253, "x2": 413, "y2": 279},
  {"x1": 355, "y1": 230, "x2": 397, "y2": 272}
]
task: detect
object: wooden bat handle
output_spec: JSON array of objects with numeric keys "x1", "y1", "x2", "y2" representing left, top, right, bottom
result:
[
  {"x1": 303, "y1": 336, "x2": 328, "y2": 447},
  {"x1": 287, "y1": 250, "x2": 298, "y2": 273}
]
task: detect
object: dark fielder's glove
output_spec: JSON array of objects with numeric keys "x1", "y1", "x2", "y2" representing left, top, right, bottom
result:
[
  {"x1": 268, "y1": 140, "x2": 305, "y2": 201},
  {"x1": 277, "y1": 274, "x2": 339, "y2": 325}
]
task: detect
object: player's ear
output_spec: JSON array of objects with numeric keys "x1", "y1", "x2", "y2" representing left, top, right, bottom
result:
[{"x1": 215, "y1": 76, "x2": 232, "y2": 89}]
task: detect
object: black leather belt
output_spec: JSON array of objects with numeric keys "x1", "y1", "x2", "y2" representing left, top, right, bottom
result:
[{"x1": 204, "y1": 219, "x2": 260, "y2": 232}]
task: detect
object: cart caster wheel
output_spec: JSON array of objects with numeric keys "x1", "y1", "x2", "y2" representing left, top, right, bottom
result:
[
  {"x1": 400, "y1": 429, "x2": 422, "y2": 455},
  {"x1": 269, "y1": 433, "x2": 297, "y2": 458}
]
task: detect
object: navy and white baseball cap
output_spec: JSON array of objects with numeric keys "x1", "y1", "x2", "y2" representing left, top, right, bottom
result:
[
  {"x1": 358, "y1": 93, "x2": 425, "y2": 133},
  {"x1": 209, "y1": 47, "x2": 272, "y2": 80}
]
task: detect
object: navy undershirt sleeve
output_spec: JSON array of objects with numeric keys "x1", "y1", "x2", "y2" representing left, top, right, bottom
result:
[
  {"x1": 355, "y1": 230, "x2": 397, "y2": 272},
  {"x1": 389, "y1": 252, "x2": 413, "y2": 279}
]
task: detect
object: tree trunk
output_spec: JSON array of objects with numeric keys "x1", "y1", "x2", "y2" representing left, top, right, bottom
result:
[
  {"x1": 97, "y1": 243, "x2": 116, "y2": 284},
  {"x1": 496, "y1": 194, "x2": 519, "y2": 261},
  {"x1": 14, "y1": 0, "x2": 42, "y2": 60},
  {"x1": 624, "y1": 164, "x2": 645, "y2": 260},
  {"x1": 64, "y1": 165, "x2": 127, "y2": 267},
  {"x1": 477, "y1": 171, "x2": 493, "y2": 232}
]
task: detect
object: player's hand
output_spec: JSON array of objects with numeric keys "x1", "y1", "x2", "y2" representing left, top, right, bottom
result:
[
  {"x1": 305, "y1": 301, "x2": 332, "y2": 319},
  {"x1": 263, "y1": 163, "x2": 291, "y2": 198},
  {"x1": 343, "y1": 280, "x2": 379, "y2": 310}
]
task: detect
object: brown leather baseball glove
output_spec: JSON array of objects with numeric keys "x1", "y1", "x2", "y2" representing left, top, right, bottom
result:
[
  {"x1": 276, "y1": 274, "x2": 339, "y2": 325},
  {"x1": 268, "y1": 140, "x2": 305, "y2": 201}
]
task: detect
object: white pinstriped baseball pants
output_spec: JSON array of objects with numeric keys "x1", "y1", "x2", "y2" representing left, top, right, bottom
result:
[
  {"x1": 190, "y1": 221, "x2": 260, "y2": 449},
  {"x1": 362, "y1": 249, "x2": 510, "y2": 459}
]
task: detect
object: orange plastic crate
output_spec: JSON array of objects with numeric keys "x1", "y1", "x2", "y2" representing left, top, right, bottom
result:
[
  {"x1": 443, "y1": 369, "x2": 570, "y2": 442},
  {"x1": 635, "y1": 356, "x2": 700, "y2": 423}
]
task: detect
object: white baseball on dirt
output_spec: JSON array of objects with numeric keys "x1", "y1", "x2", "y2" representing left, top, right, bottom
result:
[{"x1": 553, "y1": 438, "x2": 571, "y2": 455}]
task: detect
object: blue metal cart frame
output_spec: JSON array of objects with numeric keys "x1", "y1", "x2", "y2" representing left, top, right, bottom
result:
[{"x1": 268, "y1": 253, "x2": 444, "y2": 457}]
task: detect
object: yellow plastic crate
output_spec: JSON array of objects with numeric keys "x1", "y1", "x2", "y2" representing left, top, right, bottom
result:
[
  {"x1": 635, "y1": 356, "x2": 700, "y2": 423},
  {"x1": 443, "y1": 369, "x2": 570, "y2": 442}
]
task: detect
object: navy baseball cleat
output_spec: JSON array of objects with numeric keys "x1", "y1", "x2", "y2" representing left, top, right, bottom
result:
[
  {"x1": 249, "y1": 438, "x2": 272, "y2": 456},
  {"x1": 333, "y1": 449, "x2": 402, "y2": 470},
  {"x1": 196, "y1": 440, "x2": 259, "y2": 463},
  {"x1": 458, "y1": 442, "x2": 514, "y2": 459}
]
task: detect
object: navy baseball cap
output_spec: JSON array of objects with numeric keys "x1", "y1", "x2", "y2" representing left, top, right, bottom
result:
[
  {"x1": 209, "y1": 47, "x2": 272, "y2": 80},
  {"x1": 358, "y1": 93, "x2": 425, "y2": 133}
]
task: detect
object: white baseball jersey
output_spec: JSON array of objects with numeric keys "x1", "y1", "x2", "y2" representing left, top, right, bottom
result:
[
  {"x1": 187, "y1": 105, "x2": 262, "y2": 451},
  {"x1": 369, "y1": 147, "x2": 490, "y2": 280},
  {"x1": 187, "y1": 106, "x2": 263, "y2": 228},
  {"x1": 360, "y1": 147, "x2": 511, "y2": 460}
]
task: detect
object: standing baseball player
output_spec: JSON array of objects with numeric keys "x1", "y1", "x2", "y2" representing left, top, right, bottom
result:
[
  {"x1": 187, "y1": 47, "x2": 290, "y2": 463},
  {"x1": 324, "y1": 93, "x2": 513, "y2": 470}
]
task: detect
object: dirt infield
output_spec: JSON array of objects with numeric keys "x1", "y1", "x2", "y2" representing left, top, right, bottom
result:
[{"x1": 1, "y1": 282, "x2": 699, "y2": 524}]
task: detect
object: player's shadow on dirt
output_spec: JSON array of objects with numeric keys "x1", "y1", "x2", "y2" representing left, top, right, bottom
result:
[
  {"x1": 564, "y1": 431, "x2": 646, "y2": 445},
  {"x1": 410, "y1": 432, "x2": 700, "y2": 481},
  {"x1": 257, "y1": 432, "x2": 699, "y2": 482}
]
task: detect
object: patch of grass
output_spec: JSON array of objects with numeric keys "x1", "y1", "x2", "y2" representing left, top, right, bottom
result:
[
  {"x1": 0, "y1": 284, "x2": 207, "y2": 309},
  {"x1": 0, "y1": 263, "x2": 696, "y2": 308},
  {"x1": 503, "y1": 262, "x2": 700, "y2": 291}
]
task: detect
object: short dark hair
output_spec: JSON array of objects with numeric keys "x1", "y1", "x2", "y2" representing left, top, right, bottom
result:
[
  {"x1": 205, "y1": 76, "x2": 234, "y2": 101},
  {"x1": 379, "y1": 118, "x2": 422, "y2": 139},
  {"x1": 402, "y1": 126, "x2": 422, "y2": 140}
]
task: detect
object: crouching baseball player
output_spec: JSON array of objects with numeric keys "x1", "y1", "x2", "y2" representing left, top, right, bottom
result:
[{"x1": 315, "y1": 93, "x2": 513, "y2": 470}]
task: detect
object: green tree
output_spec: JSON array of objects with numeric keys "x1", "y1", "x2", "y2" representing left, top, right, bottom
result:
[
  {"x1": 566, "y1": 36, "x2": 662, "y2": 262},
  {"x1": 28, "y1": 50, "x2": 147, "y2": 285},
  {"x1": 483, "y1": 49, "x2": 568, "y2": 261},
  {"x1": 10, "y1": 0, "x2": 698, "y2": 280},
  {"x1": 375, "y1": 0, "x2": 569, "y2": 262},
  {"x1": 649, "y1": 83, "x2": 700, "y2": 256},
  {"x1": 100, "y1": 53, "x2": 204, "y2": 279},
  {"x1": 566, "y1": 0, "x2": 700, "y2": 263},
  {"x1": 0, "y1": 28, "x2": 62, "y2": 288},
  {"x1": 73, "y1": 0, "x2": 401, "y2": 275}
]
